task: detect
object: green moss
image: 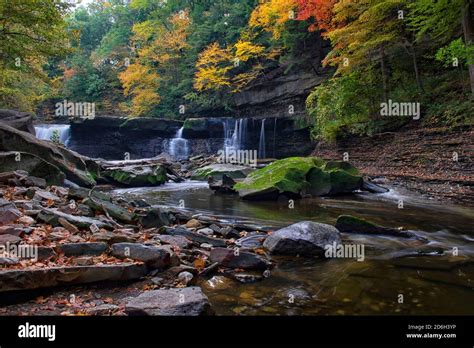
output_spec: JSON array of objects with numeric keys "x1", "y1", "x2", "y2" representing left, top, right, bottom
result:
[
  {"x1": 235, "y1": 157, "x2": 323, "y2": 194},
  {"x1": 307, "y1": 167, "x2": 331, "y2": 196},
  {"x1": 105, "y1": 166, "x2": 166, "y2": 186},
  {"x1": 328, "y1": 170, "x2": 362, "y2": 194},
  {"x1": 234, "y1": 156, "x2": 363, "y2": 199},
  {"x1": 324, "y1": 161, "x2": 360, "y2": 176}
]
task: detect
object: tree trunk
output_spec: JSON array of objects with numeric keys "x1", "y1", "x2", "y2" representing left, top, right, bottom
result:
[
  {"x1": 462, "y1": 1, "x2": 474, "y2": 95},
  {"x1": 380, "y1": 46, "x2": 389, "y2": 102}
]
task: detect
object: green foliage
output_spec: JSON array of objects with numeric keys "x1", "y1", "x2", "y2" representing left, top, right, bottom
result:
[{"x1": 435, "y1": 39, "x2": 474, "y2": 67}]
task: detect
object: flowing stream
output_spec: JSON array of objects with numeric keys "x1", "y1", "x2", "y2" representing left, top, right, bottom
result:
[{"x1": 113, "y1": 182, "x2": 474, "y2": 315}]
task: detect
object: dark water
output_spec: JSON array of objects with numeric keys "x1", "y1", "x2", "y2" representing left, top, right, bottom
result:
[{"x1": 113, "y1": 182, "x2": 474, "y2": 315}]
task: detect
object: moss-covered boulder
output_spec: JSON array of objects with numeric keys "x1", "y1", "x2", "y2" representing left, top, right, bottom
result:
[
  {"x1": 234, "y1": 157, "x2": 363, "y2": 200},
  {"x1": 192, "y1": 163, "x2": 254, "y2": 181},
  {"x1": 104, "y1": 165, "x2": 167, "y2": 187}
]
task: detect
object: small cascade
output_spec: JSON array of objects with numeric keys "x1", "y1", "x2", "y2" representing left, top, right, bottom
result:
[
  {"x1": 35, "y1": 124, "x2": 71, "y2": 146},
  {"x1": 258, "y1": 118, "x2": 266, "y2": 159},
  {"x1": 168, "y1": 127, "x2": 189, "y2": 160},
  {"x1": 222, "y1": 118, "x2": 248, "y2": 152}
]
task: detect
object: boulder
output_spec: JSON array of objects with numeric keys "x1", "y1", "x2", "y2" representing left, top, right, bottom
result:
[
  {"x1": 103, "y1": 164, "x2": 167, "y2": 187},
  {"x1": 335, "y1": 215, "x2": 413, "y2": 238},
  {"x1": 234, "y1": 157, "x2": 363, "y2": 200},
  {"x1": 263, "y1": 221, "x2": 341, "y2": 256},
  {"x1": 125, "y1": 287, "x2": 213, "y2": 316},
  {"x1": 0, "y1": 234, "x2": 22, "y2": 245},
  {"x1": 111, "y1": 243, "x2": 171, "y2": 269},
  {"x1": 361, "y1": 180, "x2": 390, "y2": 193},
  {"x1": 0, "y1": 152, "x2": 64, "y2": 186},
  {"x1": 210, "y1": 247, "x2": 270, "y2": 270},
  {"x1": 0, "y1": 109, "x2": 35, "y2": 134},
  {"x1": 192, "y1": 163, "x2": 254, "y2": 181},
  {"x1": 92, "y1": 231, "x2": 134, "y2": 245},
  {"x1": 0, "y1": 123, "x2": 98, "y2": 187}
]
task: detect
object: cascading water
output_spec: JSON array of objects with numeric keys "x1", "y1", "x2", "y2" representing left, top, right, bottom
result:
[
  {"x1": 35, "y1": 124, "x2": 71, "y2": 146},
  {"x1": 258, "y1": 118, "x2": 266, "y2": 159},
  {"x1": 168, "y1": 127, "x2": 189, "y2": 160},
  {"x1": 222, "y1": 118, "x2": 248, "y2": 152}
]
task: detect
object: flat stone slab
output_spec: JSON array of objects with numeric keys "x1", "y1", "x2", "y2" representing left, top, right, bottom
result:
[
  {"x1": 0, "y1": 263, "x2": 147, "y2": 292},
  {"x1": 38, "y1": 208, "x2": 113, "y2": 230},
  {"x1": 125, "y1": 287, "x2": 213, "y2": 316}
]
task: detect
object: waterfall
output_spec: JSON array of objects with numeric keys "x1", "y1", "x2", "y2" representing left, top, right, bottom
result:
[
  {"x1": 169, "y1": 127, "x2": 189, "y2": 160},
  {"x1": 222, "y1": 118, "x2": 248, "y2": 152},
  {"x1": 273, "y1": 118, "x2": 277, "y2": 158},
  {"x1": 35, "y1": 124, "x2": 71, "y2": 146},
  {"x1": 258, "y1": 119, "x2": 266, "y2": 159}
]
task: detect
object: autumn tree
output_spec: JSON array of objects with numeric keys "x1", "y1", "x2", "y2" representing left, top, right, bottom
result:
[{"x1": 0, "y1": 0, "x2": 69, "y2": 110}]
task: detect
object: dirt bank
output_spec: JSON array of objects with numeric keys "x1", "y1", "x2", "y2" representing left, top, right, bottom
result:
[{"x1": 313, "y1": 125, "x2": 474, "y2": 205}]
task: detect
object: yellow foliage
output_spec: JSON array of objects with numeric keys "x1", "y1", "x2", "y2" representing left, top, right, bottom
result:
[
  {"x1": 249, "y1": 0, "x2": 298, "y2": 39},
  {"x1": 234, "y1": 40, "x2": 265, "y2": 62}
]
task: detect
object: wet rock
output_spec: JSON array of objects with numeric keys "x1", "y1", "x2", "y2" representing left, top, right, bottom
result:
[
  {"x1": 103, "y1": 164, "x2": 167, "y2": 187},
  {"x1": 139, "y1": 208, "x2": 172, "y2": 228},
  {"x1": 203, "y1": 275, "x2": 234, "y2": 290},
  {"x1": 0, "y1": 263, "x2": 148, "y2": 292},
  {"x1": 23, "y1": 176, "x2": 47, "y2": 188},
  {"x1": 154, "y1": 234, "x2": 191, "y2": 249},
  {"x1": 263, "y1": 221, "x2": 341, "y2": 256},
  {"x1": 361, "y1": 180, "x2": 389, "y2": 193},
  {"x1": 335, "y1": 215, "x2": 413, "y2": 238},
  {"x1": 125, "y1": 287, "x2": 213, "y2": 316},
  {"x1": 111, "y1": 243, "x2": 170, "y2": 269},
  {"x1": 0, "y1": 199, "x2": 22, "y2": 225},
  {"x1": 0, "y1": 234, "x2": 22, "y2": 245},
  {"x1": 192, "y1": 163, "x2": 253, "y2": 180},
  {"x1": 166, "y1": 227, "x2": 226, "y2": 247},
  {"x1": 57, "y1": 242, "x2": 108, "y2": 257},
  {"x1": 130, "y1": 199, "x2": 150, "y2": 208},
  {"x1": 220, "y1": 226, "x2": 241, "y2": 239},
  {"x1": 232, "y1": 272, "x2": 264, "y2": 283},
  {"x1": 185, "y1": 219, "x2": 201, "y2": 229},
  {"x1": 235, "y1": 232, "x2": 267, "y2": 248},
  {"x1": 210, "y1": 247, "x2": 270, "y2": 270}
]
